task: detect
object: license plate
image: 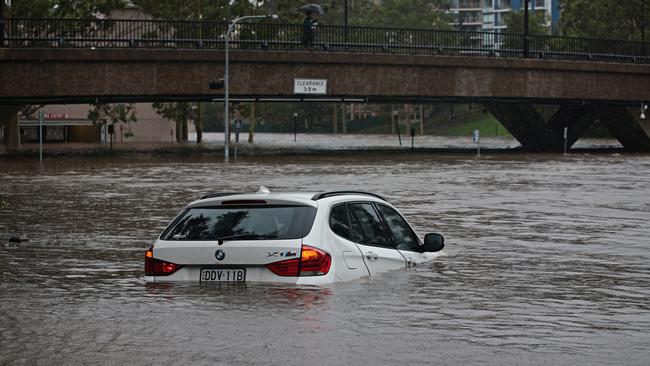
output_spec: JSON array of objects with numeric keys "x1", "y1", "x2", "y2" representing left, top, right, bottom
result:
[{"x1": 200, "y1": 268, "x2": 246, "y2": 282}]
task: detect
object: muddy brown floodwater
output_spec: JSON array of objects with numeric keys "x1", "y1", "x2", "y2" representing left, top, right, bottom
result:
[{"x1": 1, "y1": 151, "x2": 649, "y2": 365}]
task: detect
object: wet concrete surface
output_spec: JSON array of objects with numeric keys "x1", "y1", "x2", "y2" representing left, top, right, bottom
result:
[
  {"x1": 1, "y1": 133, "x2": 623, "y2": 159},
  {"x1": 1, "y1": 150, "x2": 649, "y2": 365}
]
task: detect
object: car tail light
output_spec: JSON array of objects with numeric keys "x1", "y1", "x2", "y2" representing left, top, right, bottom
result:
[
  {"x1": 299, "y1": 245, "x2": 332, "y2": 276},
  {"x1": 266, "y1": 245, "x2": 331, "y2": 277},
  {"x1": 144, "y1": 246, "x2": 183, "y2": 276},
  {"x1": 265, "y1": 257, "x2": 300, "y2": 277}
]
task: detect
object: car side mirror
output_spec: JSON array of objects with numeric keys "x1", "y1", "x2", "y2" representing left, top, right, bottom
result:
[{"x1": 423, "y1": 233, "x2": 444, "y2": 252}]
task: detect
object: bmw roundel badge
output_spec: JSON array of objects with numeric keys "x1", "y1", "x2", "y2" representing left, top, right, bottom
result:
[{"x1": 215, "y1": 249, "x2": 226, "y2": 261}]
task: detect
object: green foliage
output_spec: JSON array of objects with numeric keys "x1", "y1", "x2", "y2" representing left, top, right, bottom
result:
[
  {"x1": 500, "y1": 9, "x2": 550, "y2": 51},
  {"x1": 152, "y1": 102, "x2": 193, "y2": 125},
  {"x1": 354, "y1": 0, "x2": 452, "y2": 29},
  {"x1": 559, "y1": 0, "x2": 649, "y2": 40},
  {"x1": 431, "y1": 114, "x2": 510, "y2": 137},
  {"x1": 130, "y1": 0, "x2": 451, "y2": 29},
  {"x1": 503, "y1": 10, "x2": 549, "y2": 35},
  {"x1": 6, "y1": 0, "x2": 128, "y2": 18},
  {"x1": 200, "y1": 102, "x2": 337, "y2": 133},
  {"x1": 88, "y1": 103, "x2": 137, "y2": 125},
  {"x1": 131, "y1": 0, "x2": 253, "y2": 22}
]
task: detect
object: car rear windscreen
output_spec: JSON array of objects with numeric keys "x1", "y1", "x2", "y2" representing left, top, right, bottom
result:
[{"x1": 161, "y1": 205, "x2": 317, "y2": 241}]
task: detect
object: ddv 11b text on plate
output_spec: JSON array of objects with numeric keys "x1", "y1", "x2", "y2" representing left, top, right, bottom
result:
[{"x1": 200, "y1": 268, "x2": 246, "y2": 282}]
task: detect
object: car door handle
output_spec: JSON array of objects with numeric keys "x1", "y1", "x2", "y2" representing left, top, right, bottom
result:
[{"x1": 365, "y1": 252, "x2": 379, "y2": 260}]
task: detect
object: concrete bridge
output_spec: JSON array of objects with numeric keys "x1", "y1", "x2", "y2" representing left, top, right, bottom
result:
[{"x1": 2, "y1": 19, "x2": 650, "y2": 151}]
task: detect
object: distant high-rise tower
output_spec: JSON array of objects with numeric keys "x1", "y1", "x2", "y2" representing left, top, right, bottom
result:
[
  {"x1": 448, "y1": 0, "x2": 484, "y2": 33},
  {"x1": 449, "y1": 0, "x2": 560, "y2": 33}
]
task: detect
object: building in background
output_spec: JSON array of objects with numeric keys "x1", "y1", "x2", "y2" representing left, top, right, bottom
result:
[
  {"x1": 15, "y1": 4, "x2": 180, "y2": 145},
  {"x1": 449, "y1": 0, "x2": 560, "y2": 33},
  {"x1": 19, "y1": 104, "x2": 177, "y2": 144},
  {"x1": 448, "y1": 0, "x2": 483, "y2": 33}
]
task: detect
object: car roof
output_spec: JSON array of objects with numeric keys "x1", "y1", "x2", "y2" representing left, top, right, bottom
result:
[{"x1": 188, "y1": 187, "x2": 386, "y2": 208}]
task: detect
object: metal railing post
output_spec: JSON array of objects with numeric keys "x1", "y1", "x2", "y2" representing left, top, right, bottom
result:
[
  {"x1": 523, "y1": 0, "x2": 530, "y2": 58},
  {"x1": 344, "y1": 0, "x2": 348, "y2": 45},
  {"x1": 3, "y1": 18, "x2": 650, "y2": 64},
  {"x1": 0, "y1": 1, "x2": 5, "y2": 48}
]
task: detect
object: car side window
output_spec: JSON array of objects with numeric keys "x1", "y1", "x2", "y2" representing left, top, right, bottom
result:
[
  {"x1": 329, "y1": 203, "x2": 351, "y2": 240},
  {"x1": 348, "y1": 202, "x2": 394, "y2": 248},
  {"x1": 376, "y1": 204, "x2": 421, "y2": 252}
]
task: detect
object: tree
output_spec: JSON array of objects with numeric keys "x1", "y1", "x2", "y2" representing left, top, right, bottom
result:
[
  {"x1": 88, "y1": 103, "x2": 137, "y2": 137},
  {"x1": 152, "y1": 102, "x2": 194, "y2": 143},
  {"x1": 131, "y1": 0, "x2": 269, "y2": 143},
  {"x1": 559, "y1": 0, "x2": 649, "y2": 40},
  {"x1": 503, "y1": 10, "x2": 550, "y2": 36},
  {"x1": 129, "y1": 1, "x2": 455, "y2": 141},
  {"x1": 499, "y1": 10, "x2": 550, "y2": 52},
  {"x1": 6, "y1": 0, "x2": 128, "y2": 18},
  {"x1": 7, "y1": 1, "x2": 138, "y2": 140},
  {"x1": 354, "y1": 0, "x2": 451, "y2": 29}
]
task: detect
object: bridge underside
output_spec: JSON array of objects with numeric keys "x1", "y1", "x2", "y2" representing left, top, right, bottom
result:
[
  {"x1": 4, "y1": 101, "x2": 650, "y2": 152},
  {"x1": 485, "y1": 103, "x2": 650, "y2": 152},
  {"x1": 2, "y1": 49, "x2": 650, "y2": 151}
]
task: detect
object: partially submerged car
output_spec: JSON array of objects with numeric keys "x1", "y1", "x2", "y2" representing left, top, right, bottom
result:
[{"x1": 145, "y1": 187, "x2": 445, "y2": 285}]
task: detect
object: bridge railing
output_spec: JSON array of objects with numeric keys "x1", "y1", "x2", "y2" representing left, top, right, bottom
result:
[{"x1": 3, "y1": 18, "x2": 650, "y2": 64}]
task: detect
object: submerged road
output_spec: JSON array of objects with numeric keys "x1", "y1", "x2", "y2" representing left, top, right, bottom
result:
[{"x1": 1, "y1": 153, "x2": 649, "y2": 365}]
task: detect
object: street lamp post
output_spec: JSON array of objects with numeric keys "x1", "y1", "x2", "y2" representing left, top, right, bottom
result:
[
  {"x1": 523, "y1": 0, "x2": 530, "y2": 58},
  {"x1": 224, "y1": 13, "x2": 277, "y2": 162},
  {"x1": 0, "y1": 0, "x2": 6, "y2": 48},
  {"x1": 643, "y1": 0, "x2": 646, "y2": 42},
  {"x1": 293, "y1": 112, "x2": 298, "y2": 141},
  {"x1": 344, "y1": 0, "x2": 349, "y2": 44}
]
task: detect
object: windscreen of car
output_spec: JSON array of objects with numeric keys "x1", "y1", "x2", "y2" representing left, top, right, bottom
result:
[{"x1": 161, "y1": 205, "x2": 317, "y2": 241}]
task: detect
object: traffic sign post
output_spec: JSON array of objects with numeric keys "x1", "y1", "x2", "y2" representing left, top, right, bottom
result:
[
  {"x1": 472, "y1": 129, "x2": 480, "y2": 157},
  {"x1": 234, "y1": 119, "x2": 241, "y2": 143},
  {"x1": 234, "y1": 119, "x2": 241, "y2": 159},
  {"x1": 410, "y1": 127, "x2": 416, "y2": 150},
  {"x1": 38, "y1": 111, "x2": 44, "y2": 162},
  {"x1": 108, "y1": 124, "x2": 114, "y2": 152},
  {"x1": 293, "y1": 112, "x2": 298, "y2": 142},
  {"x1": 393, "y1": 110, "x2": 402, "y2": 146}
]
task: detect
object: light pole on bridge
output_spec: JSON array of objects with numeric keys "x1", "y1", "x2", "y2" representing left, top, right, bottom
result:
[
  {"x1": 344, "y1": 0, "x2": 348, "y2": 44},
  {"x1": 0, "y1": 0, "x2": 6, "y2": 48},
  {"x1": 523, "y1": 0, "x2": 530, "y2": 58},
  {"x1": 223, "y1": 13, "x2": 277, "y2": 162}
]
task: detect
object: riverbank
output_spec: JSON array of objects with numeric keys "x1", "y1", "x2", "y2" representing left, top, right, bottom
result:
[{"x1": 0, "y1": 133, "x2": 627, "y2": 159}]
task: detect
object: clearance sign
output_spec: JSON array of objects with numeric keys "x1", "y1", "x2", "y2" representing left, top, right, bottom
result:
[{"x1": 294, "y1": 79, "x2": 327, "y2": 95}]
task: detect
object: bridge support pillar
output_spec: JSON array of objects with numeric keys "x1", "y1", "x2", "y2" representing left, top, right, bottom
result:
[
  {"x1": 0, "y1": 106, "x2": 21, "y2": 150},
  {"x1": 487, "y1": 103, "x2": 597, "y2": 152},
  {"x1": 595, "y1": 106, "x2": 650, "y2": 152}
]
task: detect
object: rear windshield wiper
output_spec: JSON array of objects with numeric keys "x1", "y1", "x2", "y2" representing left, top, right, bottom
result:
[{"x1": 216, "y1": 233, "x2": 277, "y2": 245}]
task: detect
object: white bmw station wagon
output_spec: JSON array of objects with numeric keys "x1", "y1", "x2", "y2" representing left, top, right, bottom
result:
[{"x1": 145, "y1": 187, "x2": 445, "y2": 285}]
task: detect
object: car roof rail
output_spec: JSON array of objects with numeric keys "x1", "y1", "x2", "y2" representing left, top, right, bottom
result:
[
  {"x1": 311, "y1": 191, "x2": 386, "y2": 201},
  {"x1": 200, "y1": 192, "x2": 243, "y2": 200}
]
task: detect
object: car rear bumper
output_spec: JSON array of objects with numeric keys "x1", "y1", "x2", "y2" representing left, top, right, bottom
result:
[{"x1": 144, "y1": 266, "x2": 339, "y2": 285}]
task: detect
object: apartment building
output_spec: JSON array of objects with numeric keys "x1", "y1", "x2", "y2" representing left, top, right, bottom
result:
[{"x1": 449, "y1": 0, "x2": 560, "y2": 33}]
